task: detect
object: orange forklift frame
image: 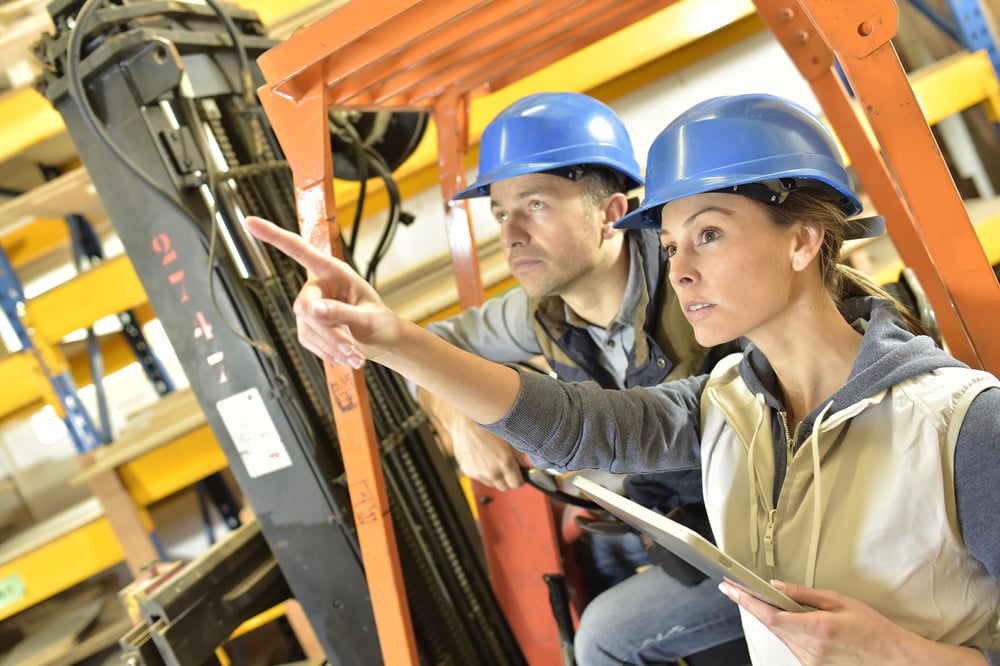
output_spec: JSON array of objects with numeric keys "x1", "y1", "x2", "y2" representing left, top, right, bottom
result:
[{"x1": 255, "y1": 1, "x2": 1000, "y2": 664}]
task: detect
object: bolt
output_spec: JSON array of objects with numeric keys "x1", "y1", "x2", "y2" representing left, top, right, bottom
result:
[
  {"x1": 858, "y1": 21, "x2": 874, "y2": 36},
  {"x1": 794, "y1": 30, "x2": 810, "y2": 45},
  {"x1": 779, "y1": 7, "x2": 795, "y2": 22}
]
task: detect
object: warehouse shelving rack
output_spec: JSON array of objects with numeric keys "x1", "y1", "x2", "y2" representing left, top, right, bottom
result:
[
  {"x1": 0, "y1": 0, "x2": 345, "y2": 638},
  {"x1": 0, "y1": 83, "x2": 231, "y2": 630}
]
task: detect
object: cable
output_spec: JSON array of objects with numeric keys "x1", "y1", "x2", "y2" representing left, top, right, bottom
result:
[
  {"x1": 201, "y1": 0, "x2": 269, "y2": 160},
  {"x1": 201, "y1": 0, "x2": 252, "y2": 104},
  {"x1": 67, "y1": 0, "x2": 276, "y2": 357},
  {"x1": 66, "y1": 0, "x2": 201, "y2": 223},
  {"x1": 363, "y1": 146, "x2": 403, "y2": 284},
  {"x1": 328, "y1": 112, "x2": 369, "y2": 261},
  {"x1": 179, "y1": 94, "x2": 274, "y2": 356}
]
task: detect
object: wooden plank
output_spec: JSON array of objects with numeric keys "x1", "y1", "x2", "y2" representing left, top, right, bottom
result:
[
  {"x1": 0, "y1": 168, "x2": 106, "y2": 237},
  {"x1": 0, "y1": 595, "x2": 105, "y2": 666},
  {"x1": 45, "y1": 596, "x2": 131, "y2": 666},
  {"x1": 79, "y1": 450, "x2": 159, "y2": 577},
  {"x1": 71, "y1": 389, "x2": 206, "y2": 484},
  {"x1": 0, "y1": 498, "x2": 103, "y2": 567}
]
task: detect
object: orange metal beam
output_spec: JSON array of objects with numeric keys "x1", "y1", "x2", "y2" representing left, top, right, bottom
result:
[
  {"x1": 760, "y1": 0, "x2": 1000, "y2": 373},
  {"x1": 257, "y1": 77, "x2": 418, "y2": 665},
  {"x1": 431, "y1": 87, "x2": 567, "y2": 662},
  {"x1": 433, "y1": 91, "x2": 480, "y2": 306},
  {"x1": 255, "y1": 2, "x2": 687, "y2": 661}
]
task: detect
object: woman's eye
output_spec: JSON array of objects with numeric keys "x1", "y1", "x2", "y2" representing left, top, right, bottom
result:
[{"x1": 700, "y1": 228, "x2": 720, "y2": 244}]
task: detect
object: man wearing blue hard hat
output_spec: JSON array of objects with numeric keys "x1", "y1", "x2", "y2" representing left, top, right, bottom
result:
[{"x1": 418, "y1": 91, "x2": 748, "y2": 665}]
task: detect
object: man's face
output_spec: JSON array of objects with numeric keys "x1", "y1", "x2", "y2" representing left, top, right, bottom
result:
[{"x1": 489, "y1": 173, "x2": 608, "y2": 298}]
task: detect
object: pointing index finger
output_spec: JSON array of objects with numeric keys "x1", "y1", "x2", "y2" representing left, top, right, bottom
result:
[{"x1": 245, "y1": 215, "x2": 341, "y2": 277}]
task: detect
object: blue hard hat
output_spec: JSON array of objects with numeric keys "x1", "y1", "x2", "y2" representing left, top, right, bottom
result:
[
  {"x1": 616, "y1": 94, "x2": 864, "y2": 230},
  {"x1": 453, "y1": 92, "x2": 643, "y2": 200}
]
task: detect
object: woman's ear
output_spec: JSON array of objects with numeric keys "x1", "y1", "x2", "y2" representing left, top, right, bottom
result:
[
  {"x1": 791, "y1": 223, "x2": 824, "y2": 272},
  {"x1": 602, "y1": 192, "x2": 629, "y2": 238}
]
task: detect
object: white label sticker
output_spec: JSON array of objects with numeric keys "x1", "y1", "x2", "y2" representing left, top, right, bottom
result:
[{"x1": 216, "y1": 388, "x2": 292, "y2": 478}]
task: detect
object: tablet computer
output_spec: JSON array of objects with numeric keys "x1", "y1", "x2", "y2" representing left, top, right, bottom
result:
[{"x1": 572, "y1": 475, "x2": 805, "y2": 612}]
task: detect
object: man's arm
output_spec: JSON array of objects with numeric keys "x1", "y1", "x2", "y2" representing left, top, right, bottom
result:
[
  {"x1": 420, "y1": 290, "x2": 541, "y2": 490},
  {"x1": 426, "y1": 288, "x2": 541, "y2": 361},
  {"x1": 419, "y1": 386, "x2": 526, "y2": 491}
]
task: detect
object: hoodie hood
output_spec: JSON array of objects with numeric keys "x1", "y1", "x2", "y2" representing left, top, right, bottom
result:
[{"x1": 739, "y1": 296, "x2": 967, "y2": 447}]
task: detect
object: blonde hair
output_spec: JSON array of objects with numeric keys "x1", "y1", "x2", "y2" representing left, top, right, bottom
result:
[{"x1": 762, "y1": 188, "x2": 928, "y2": 336}]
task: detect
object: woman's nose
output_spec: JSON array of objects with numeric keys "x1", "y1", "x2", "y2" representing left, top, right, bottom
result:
[{"x1": 668, "y1": 247, "x2": 696, "y2": 286}]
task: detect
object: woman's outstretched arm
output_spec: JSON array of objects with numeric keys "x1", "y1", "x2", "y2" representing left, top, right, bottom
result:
[{"x1": 245, "y1": 215, "x2": 520, "y2": 425}]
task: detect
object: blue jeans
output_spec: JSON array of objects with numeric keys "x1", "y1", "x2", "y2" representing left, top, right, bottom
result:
[
  {"x1": 574, "y1": 566, "x2": 745, "y2": 665},
  {"x1": 576, "y1": 530, "x2": 650, "y2": 595}
]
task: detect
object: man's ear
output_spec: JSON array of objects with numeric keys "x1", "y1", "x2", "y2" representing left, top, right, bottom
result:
[
  {"x1": 602, "y1": 192, "x2": 630, "y2": 237},
  {"x1": 791, "y1": 223, "x2": 824, "y2": 272}
]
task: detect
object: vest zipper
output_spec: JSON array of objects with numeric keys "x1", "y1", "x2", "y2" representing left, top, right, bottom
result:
[
  {"x1": 766, "y1": 412, "x2": 794, "y2": 570},
  {"x1": 780, "y1": 411, "x2": 794, "y2": 465},
  {"x1": 763, "y1": 508, "x2": 777, "y2": 568}
]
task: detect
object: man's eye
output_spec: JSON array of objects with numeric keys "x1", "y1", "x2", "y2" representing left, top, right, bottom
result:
[
  {"x1": 663, "y1": 245, "x2": 677, "y2": 258},
  {"x1": 530, "y1": 200, "x2": 543, "y2": 210},
  {"x1": 495, "y1": 212, "x2": 508, "y2": 223}
]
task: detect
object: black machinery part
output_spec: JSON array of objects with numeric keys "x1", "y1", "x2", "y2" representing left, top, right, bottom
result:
[{"x1": 34, "y1": 1, "x2": 523, "y2": 664}]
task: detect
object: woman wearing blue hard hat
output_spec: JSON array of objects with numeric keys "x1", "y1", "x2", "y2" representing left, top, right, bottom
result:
[{"x1": 246, "y1": 93, "x2": 1000, "y2": 665}]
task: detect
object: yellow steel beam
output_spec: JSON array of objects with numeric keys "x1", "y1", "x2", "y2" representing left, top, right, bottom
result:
[
  {"x1": 0, "y1": 517, "x2": 123, "y2": 623},
  {"x1": 0, "y1": 354, "x2": 45, "y2": 417},
  {"x1": 588, "y1": 12, "x2": 766, "y2": 101},
  {"x1": 229, "y1": 603, "x2": 287, "y2": 639},
  {"x1": 0, "y1": 217, "x2": 71, "y2": 268},
  {"x1": 118, "y1": 424, "x2": 229, "y2": 506},
  {"x1": 28, "y1": 254, "x2": 147, "y2": 344},
  {"x1": 910, "y1": 49, "x2": 1000, "y2": 125},
  {"x1": 237, "y1": 0, "x2": 343, "y2": 28},
  {"x1": 0, "y1": 339, "x2": 70, "y2": 421},
  {"x1": 0, "y1": 88, "x2": 66, "y2": 166},
  {"x1": 870, "y1": 202, "x2": 1000, "y2": 286},
  {"x1": 0, "y1": 304, "x2": 159, "y2": 424}
]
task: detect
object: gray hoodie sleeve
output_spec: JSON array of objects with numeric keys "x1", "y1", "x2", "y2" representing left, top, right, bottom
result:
[
  {"x1": 481, "y1": 366, "x2": 706, "y2": 473},
  {"x1": 954, "y1": 387, "x2": 1000, "y2": 664},
  {"x1": 425, "y1": 287, "x2": 542, "y2": 362}
]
